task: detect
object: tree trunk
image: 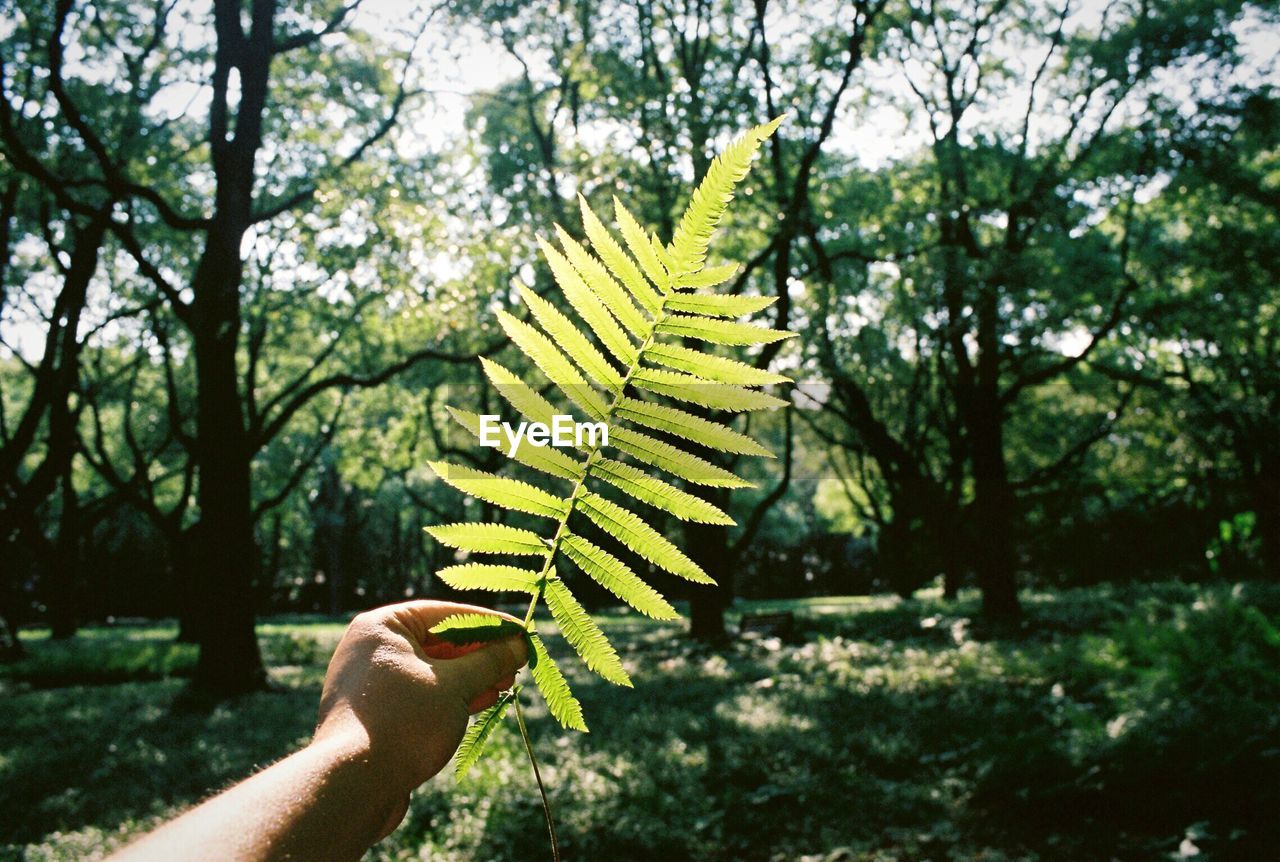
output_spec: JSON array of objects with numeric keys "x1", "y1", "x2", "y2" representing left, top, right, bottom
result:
[
  {"x1": 188, "y1": 225, "x2": 267, "y2": 695},
  {"x1": 40, "y1": 212, "x2": 107, "y2": 639},
  {"x1": 968, "y1": 387, "x2": 1022, "y2": 620},
  {"x1": 687, "y1": 488, "x2": 732, "y2": 643},
  {"x1": 185, "y1": 0, "x2": 276, "y2": 694}
]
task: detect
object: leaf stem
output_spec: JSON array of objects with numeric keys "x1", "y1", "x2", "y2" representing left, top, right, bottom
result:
[{"x1": 514, "y1": 690, "x2": 561, "y2": 862}]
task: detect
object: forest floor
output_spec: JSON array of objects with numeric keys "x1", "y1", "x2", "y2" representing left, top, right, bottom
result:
[{"x1": 3, "y1": 581, "x2": 1279, "y2": 862}]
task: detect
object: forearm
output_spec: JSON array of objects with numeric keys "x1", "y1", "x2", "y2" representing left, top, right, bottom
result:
[{"x1": 109, "y1": 730, "x2": 403, "y2": 862}]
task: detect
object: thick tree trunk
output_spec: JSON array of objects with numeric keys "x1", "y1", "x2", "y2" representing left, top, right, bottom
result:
[
  {"x1": 188, "y1": 225, "x2": 266, "y2": 694},
  {"x1": 968, "y1": 388, "x2": 1021, "y2": 620},
  {"x1": 186, "y1": 0, "x2": 274, "y2": 694},
  {"x1": 687, "y1": 488, "x2": 732, "y2": 643}
]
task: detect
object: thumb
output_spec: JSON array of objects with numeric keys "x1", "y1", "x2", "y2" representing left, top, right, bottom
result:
[{"x1": 431, "y1": 634, "x2": 528, "y2": 702}]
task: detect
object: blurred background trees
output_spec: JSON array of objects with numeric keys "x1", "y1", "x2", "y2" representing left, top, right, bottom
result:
[{"x1": 1, "y1": 0, "x2": 1276, "y2": 687}]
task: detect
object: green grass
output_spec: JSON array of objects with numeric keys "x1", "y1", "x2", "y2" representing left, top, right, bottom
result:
[{"x1": 3, "y1": 583, "x2": 1279, "y2": 861}]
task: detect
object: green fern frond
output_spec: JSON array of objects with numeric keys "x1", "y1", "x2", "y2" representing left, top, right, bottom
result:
[
  {"x1": 516, "y1": 282, "x2": 623, "y2": 392},
  {"x1": 528, "y1": 634, "x2": 588, "y2": 732},
  {"x1": 447, "y1": 407, "x2": 582, "y2": 481},
  {"x1": 646, "y1": 343, "x2": 792, "y2": 385},
  {"x1": 609, "y1": 426, "x2": 753, "y2": 488},
  {"x1": 631, "y1": 368, "x2": 790, "y2": 413},
  {"x1": 665, "y1": 293, "x2": 777, "y2": 318},
  {"x1": 676, "y1": 263, "x2": 739, "y2": 289},
  {"x1": 576, "y1": 490, "x2": 713, "y2": 583},
  {"x1": 656, "y1": 313, "x2": 796, "y2": 346},
  {"x1": 668, "y1": 116, "x2": 785, "y2": 277},
  {"x1": 454, "y1": 691, "x2": 514, "y2": 780},
  {"x1": 427, "y1": 119, "x2": 791, "y2": 775},
  {"x1": 561, "y1": 533, "x2": 678, "y2": 620},
  {"x1": 537, "y1": 238, "x2": 638, "y2": 366},
  {"x1": 430, "y1": 613, "x2": 527, "y2": 644},
  {"x1": 616, "y1": 397, "x2": 774, "y2": 457},
  {"x1": 577, "y1": 194, "x2": 663, "y2": 313},
  {"x1": 589, "y1": 458, "x2": 736, "y2": 525},
  {"x1": 478, "y1": 359, "x2": 563, "y2": 428},
  {"x1": 425, "y1": 523, "x2": 549, "y2": 556},
  {"x1": 496, "y1": 311, "x2": 609, "y2": 420},
  {"x1": 544, "y1": 577, "x2": 632, "y2": 687},
  {"x1": 553, "y1": 225, "x2": 649, "y2": 337},
  {"x1": 428, "y1": 461, "x2": 568, "y2": 519},
  {"x1": 612, "y1": 196, "x2": 670, "y2": 289},
  {"x1": 651, "y1": 234, "x2": 678, "y2": 274},
  {"x1": 435, "y1": 564, "x2": 542, "y2": 593}
]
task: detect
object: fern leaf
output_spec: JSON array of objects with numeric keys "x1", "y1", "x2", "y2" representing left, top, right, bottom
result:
[
  {"x1": 430, "y1": 613, "x2": 527, "y2": 644},
  {"x1": 632, "y1": 368, "x2": 789, "y2": 413},
  {"x1": 553, "y1": 225, "x2": 649, "y2": 337},
  {"x1": 425, "y1": 523, "x2": 548, "y2": 556},
  {"x1": 561, "y1": 533, "x2": 678, "y2": 620},
  {"x1": 669, "y1": 116, "x2": 784, "y2": 276},
  {"x1": 609, "y1": 426, "x2": 752, "y2": 488},
  {"x1": 676, "y1": 263, "x2": 739, "y2": 290},
  {"x1": 656, "y1": 313, "x2": 795, "y2": 346},
  {"x1": 428, "y1": 461, "x2": 568, "y2": 519},
  {"x1": 517, "y1": 283, "x2": 623, "y2": 392},
  {"x1": 447, "y1": 407, "x2": 582, "y2": 481},
  {"x1": 651, "y1": 234, "x2": 678, "y2": 273},
  {"x1": 617, "y1": 397, "x2": 774, "y2": 457},
  {"x1": 496, "y1": 311, "x2": 609, "y2": 420},
  {"x1": 454, "y1": 691, "x2": 514, "y2": 780},
  {"x1": 479, "y1": 358, "x2": 562, "y2": 428},
  {"x1": 589, "y1": 457, "x2": 736, "y2": 525},
  {"x1": 430, "y1": 119, "x2": 793, "y2": 773},
  {"x1": 613, "y1": 196, "x2": 669, "y2": 290},
  {"x1": 577, "y1": 194, "x2": 662, "y2": 313},
  {"x1": 577, "y1": 490, "x2": 714, "y2": 584},
  {"x1": 665, "y1": 293, "x2": 777, "y2": 318},
  {"x1": 544, "y1": 576, "x2": 631, "y2": 686},
  {"x1": 646, "y1": 342, "x2": 792, "y2": 386},
  {"x1": 537, "y1": 238, "x2": 638, "y2": 366},
  {"x1": 528, "y1": 633, "x2": 588, "y2": 732},
  {"x1": 435, "y1": 563, "x2": 542, "y2": 594}
]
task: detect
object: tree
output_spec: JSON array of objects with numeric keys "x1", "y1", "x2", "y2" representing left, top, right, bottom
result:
[
  {"x1": 0, "y1": 0, "x2": 480, "y2": 692},
  {"x1": 799, "y1": 0, "x2": 1261, "y2": 618},
  {"x1": 1130, "y1": 83, "x2": 1280, "y2": 577}
]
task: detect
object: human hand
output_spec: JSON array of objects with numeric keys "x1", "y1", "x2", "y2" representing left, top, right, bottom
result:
[{"x1": 313, "y1": 600, "x2": 528, "y2": 819}]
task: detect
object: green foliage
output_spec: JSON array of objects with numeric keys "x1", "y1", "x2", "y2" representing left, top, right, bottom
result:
[
  {"x1": 423, "y1": 119, "x2": 793, "y2": 758},
  {"x1": 454, "y1": 691, "x2": 516, "y2": 780},
  {"x1": 430, "y1": 614, "x2": 528, "y2": 644},
  {"x1": 9, "y1": 586, "x2": 1279, "y2": 861}
]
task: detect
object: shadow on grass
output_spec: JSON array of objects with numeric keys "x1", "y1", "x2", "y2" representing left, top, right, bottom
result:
[{"x1": 4, "y1": 584, "x2": 1279, "y2": 861}]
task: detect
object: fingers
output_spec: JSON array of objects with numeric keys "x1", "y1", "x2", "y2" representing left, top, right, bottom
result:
[
  {"x1": 432, "y1": 634, "x2": 529, "y2": 703},
  {"x1": 464, "y1": 671, "x2": 518, "y2": 714},
  {"x1": 467, "y1": 688, "x2": 500, "y2": 714},
  {"x1": 376, "y1": 599, "x2": 524, "y2": 645}
]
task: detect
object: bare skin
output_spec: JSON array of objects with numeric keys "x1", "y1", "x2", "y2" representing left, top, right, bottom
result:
[{"x1": 109, "y1": 600, "x2": 528, "y2": 862}]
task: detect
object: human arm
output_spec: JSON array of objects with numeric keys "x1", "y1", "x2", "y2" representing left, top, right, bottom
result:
[{"x1": 108, "y1": 600, "x2": 527, "y2": 861}]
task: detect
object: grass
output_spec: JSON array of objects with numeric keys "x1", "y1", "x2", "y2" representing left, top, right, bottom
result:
[{"x1": 3, "y1": 582, "x2": 1279, "y2": 861}]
